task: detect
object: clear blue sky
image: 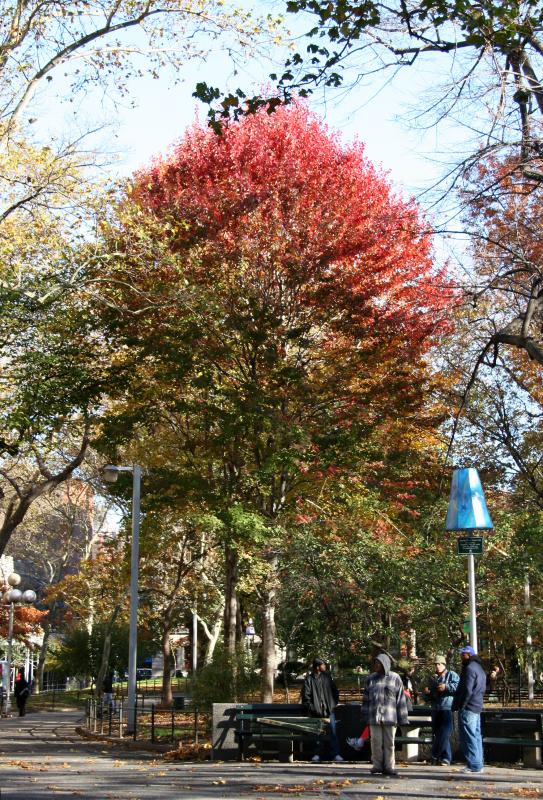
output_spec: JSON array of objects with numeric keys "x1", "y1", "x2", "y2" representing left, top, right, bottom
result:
[{"x1": 41, "y1": 21, "x2": 456, "y2": 200}]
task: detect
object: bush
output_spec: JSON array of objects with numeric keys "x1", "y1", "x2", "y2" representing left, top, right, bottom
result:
[{"x1": 191, "y1": 646, "x2": 260, "y2": 710}]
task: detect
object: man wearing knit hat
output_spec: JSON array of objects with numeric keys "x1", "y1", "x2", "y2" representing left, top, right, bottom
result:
[
  {"x1": 301, "y1": 659, "x2": 343, "y2": 762},
  {"x1": 423, "y1": 655, "x2": 459, "y2": 766}
]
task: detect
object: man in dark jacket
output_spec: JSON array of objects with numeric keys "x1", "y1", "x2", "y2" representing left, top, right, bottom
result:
[
  {"x1": 301, "y1": 658, "x2": 343, "y2": 762},
  {"x1": 359, "y1": 653, "x2": 409, "y2": 778},
  {"x1": 452, "y1": 646, "x2": 486, "y2": 773}
]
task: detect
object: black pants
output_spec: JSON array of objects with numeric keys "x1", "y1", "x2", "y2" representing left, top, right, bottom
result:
[{"x1": 16, "y1": 695, "x2": 27, "y2": 716}]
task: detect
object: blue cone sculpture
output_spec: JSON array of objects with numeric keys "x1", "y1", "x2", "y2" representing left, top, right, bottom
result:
[{"x1": 445, "y1": 468, "x2": 493, "y2": 531}]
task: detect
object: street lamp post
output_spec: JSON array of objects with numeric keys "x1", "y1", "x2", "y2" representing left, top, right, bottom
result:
[
  {"x1": 445, "y1": 467, "x2": 493, "y2": 654},
  {"x1": 2, "y1": 573, "x2": 37, "y2": 713},
  {"x1": 103, "y1": 464, "x2": 141, "y2": 734}
]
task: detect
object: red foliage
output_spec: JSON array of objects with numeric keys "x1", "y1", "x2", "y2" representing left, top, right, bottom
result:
[
  {"x1": 0, "y1": 605, "x2": 47, "y2": 646},
  {"x1": 132, "y1": 103, "x2": 455, "y2": 358}
]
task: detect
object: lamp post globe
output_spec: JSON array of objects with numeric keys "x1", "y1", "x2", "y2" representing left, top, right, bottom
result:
[
  {"x1": 7, "y1": 573, "x2": 21, "y2": 587},
  {"x1": 103, "y1": 465, "x2": 120, "y2": 483},
  {"x1": 22, "y1": 590, "x2": 37, "y2": 604},
  {"x1": 7, "y1": 589, "x2": 22, "y2": 603}
]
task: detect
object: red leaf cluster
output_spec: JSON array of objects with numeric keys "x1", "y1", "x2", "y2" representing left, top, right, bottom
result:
[{"x1": 132, "y1": 103, "x2": 455, "y2": 357}]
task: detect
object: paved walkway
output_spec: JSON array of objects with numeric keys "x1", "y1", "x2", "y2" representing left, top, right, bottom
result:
[{"x1": 0, "y1": 711, "x2": 541, "y2": 799}]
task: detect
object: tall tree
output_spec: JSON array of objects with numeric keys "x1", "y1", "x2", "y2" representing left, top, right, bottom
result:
[{"x1": 99, "y1": 103, "x2": 454, "y2": 698}]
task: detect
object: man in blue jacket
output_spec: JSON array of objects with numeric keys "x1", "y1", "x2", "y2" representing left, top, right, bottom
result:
[
  {"x1": 423, "y1": 655, "x2": 459, "y2": 766},
  {"x1": 452, "y1": 645, "x2": 486, "y2": 773}
]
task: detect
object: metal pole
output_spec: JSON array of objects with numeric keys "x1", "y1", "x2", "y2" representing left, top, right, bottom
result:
[
  {"x1": 467, "y1": 553, "x2": 478, "y2": 653},
  {"x1": 5, "y1": 601, "x2": 14, "y2": 713},
  {"x1": 127, "y1": 465, "x2": 141, "y2": 734}
]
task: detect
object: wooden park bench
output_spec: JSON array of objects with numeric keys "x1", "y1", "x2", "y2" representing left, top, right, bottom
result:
[{"x1": 234, "y1": 703, "x2": 329, "y2": 762}]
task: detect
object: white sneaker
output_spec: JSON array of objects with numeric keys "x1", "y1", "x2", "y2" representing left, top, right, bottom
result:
[
  {"x1": 462, "y1": 767, "x2": 484, "y2": 773},
  {"x1": 346, "y1": 737, "x2": 364, "y2": 751},
  {"x1": 311, "y1": 755, "x2": 320, "y2": 762},
  {"x1": 334, "y1": 755, "x2": 344, "y2": 762}
]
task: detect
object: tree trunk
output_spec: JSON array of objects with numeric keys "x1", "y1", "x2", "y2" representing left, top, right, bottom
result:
[
  {"x1": 261, "y1": 553, "x2": 279, "y2": 703},
  {"x1": 409, "y1": 628, "x2": 417, "y2": 659},
  {"x1": 224, "y1": 545, "x2": 238, "y2": 656},
  {"x1": 161, "y1": 623, "x2": 173, "y2": 708},
  {"x1": 201, "y1": 604, "x2": 224, "y2": 666},
  {"x1": 525, "y1": 572, "x2": 535, "y2": 701},
  {"x1": 35, "y1": 620, "x2": 52, "y2": 694},
  {"x1": 95, "y1": 602, "x2": 122, "y2": 702}
]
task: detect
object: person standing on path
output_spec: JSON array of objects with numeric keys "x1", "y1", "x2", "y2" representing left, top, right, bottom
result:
[
  {"x1": 14, "y1": 669, "x2": 30, "y2": 717},
  {"x1": 423, "y1": 655, "x2": 459, "y2": 765},
  {"x1": 301, "y1": 658, "x2": 343, "y2": 763},
  {"x1": 360, "y1": 653, "x2": 409, "y2": 778},
  {"x1": 102, "y1": 671, "x2": 114, "y2": 710},
  {"x1": 452, "y1": 645, "x2": 486, "y2": 773}
]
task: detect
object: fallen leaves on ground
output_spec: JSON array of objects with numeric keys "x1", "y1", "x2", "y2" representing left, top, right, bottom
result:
[
  {"x1": 508, "y1": 790, "x2": 543, "y2": 798},
  {"x1": 252, "y1": 778, "x2": 356, "y2": 794},
  {"x1": 6, "y1": 760, "x2": 49, "y2": 771},
  {"x1": 164, "y1": 741, "x2": 212, "y2": 761}
]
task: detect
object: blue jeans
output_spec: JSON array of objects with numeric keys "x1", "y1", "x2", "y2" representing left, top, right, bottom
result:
[
  {"x1": 431, "y1": 709, "x2": 453, "y2": 763},
  {"x1": 316, "y1": 711, "x2": 340, "y2": 759},
  {"x1": 458, "y1": 709, "x2": 483, "y2": 771}
]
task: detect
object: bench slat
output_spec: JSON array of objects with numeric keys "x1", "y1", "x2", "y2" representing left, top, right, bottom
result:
[{"x1": 483, "y1": 737, "x2": 541, "y2": 747}]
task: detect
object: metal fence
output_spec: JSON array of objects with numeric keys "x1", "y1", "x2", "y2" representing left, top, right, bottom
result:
[{"x1": 85, "y1": 697, "x2": 205, "y2": 745}]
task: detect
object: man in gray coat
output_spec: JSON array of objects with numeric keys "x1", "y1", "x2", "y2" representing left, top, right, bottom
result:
[{"x1": 360, "y1": 653, "x2": 409, "y2": 777}]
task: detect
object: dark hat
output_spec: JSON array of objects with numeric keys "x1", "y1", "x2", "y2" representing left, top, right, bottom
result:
[
  {"x1": 312, "y1": 658, "x2": 325, "y2": 669},
  {"x1": 459, "y1": 645, "x2": 476, "y2": 656}
]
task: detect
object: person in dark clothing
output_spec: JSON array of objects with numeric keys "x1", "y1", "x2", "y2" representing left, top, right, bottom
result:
[
  {"x1": 102, "y1": 671, "x2": 114, "y2": 710},
  {"x1": 452, "y1": 645, "x2": 486, "y2": 773},
  {"x1": 14, "y1": 669, "x2": 30, "y2": 717},
  {"x1": 301, "y1": 658, "x2": 343, "y2": 762}
]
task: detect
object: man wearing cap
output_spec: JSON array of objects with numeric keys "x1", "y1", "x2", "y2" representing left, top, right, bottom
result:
[
  {"x1": 301, "y1": 659, "x2": 343, "y2": 762},
  {"x1": 452, "y1": 646, "x2": 486, "y2": 773},
  {"x1": 423, "y1": 656, "x2": 459, "y2": 765}
]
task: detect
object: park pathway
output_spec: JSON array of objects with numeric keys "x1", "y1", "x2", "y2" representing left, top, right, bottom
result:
[{"x1": 0, "y1": 710, "x2": 541, "y2": 799}]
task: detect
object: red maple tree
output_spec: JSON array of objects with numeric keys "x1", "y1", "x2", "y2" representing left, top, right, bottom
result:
[{"x1": 104, "y1": 104, "x2": 456, "y2": 699}]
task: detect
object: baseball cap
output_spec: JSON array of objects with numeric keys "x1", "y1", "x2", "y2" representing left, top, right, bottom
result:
[
  {"x1": 434, "y1": 655, "x2": 447, "y2": 665},
  {"x1": 459, "y1": 645, "x2": 476, "y2": 656}
]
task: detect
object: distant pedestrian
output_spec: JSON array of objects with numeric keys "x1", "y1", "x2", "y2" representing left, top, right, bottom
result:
[
  {"x1": 14, "y1": 669, "x2": 30, "y2": 717},
  {"x1": 301, "y1": 658, "x2": 343, "y2": 763},
  {"x1": 452, "y1": 645, "x2": 486, "y2": 774},
  {"x1": 423, "y1": 655, "x2": 459, "y2": 766},
  {"x1": 102, "y1": 671, "x2": 114, "y2": 710},
  {"x1": 357, "y1": 653, "x2": 409, "y2": 778}
]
